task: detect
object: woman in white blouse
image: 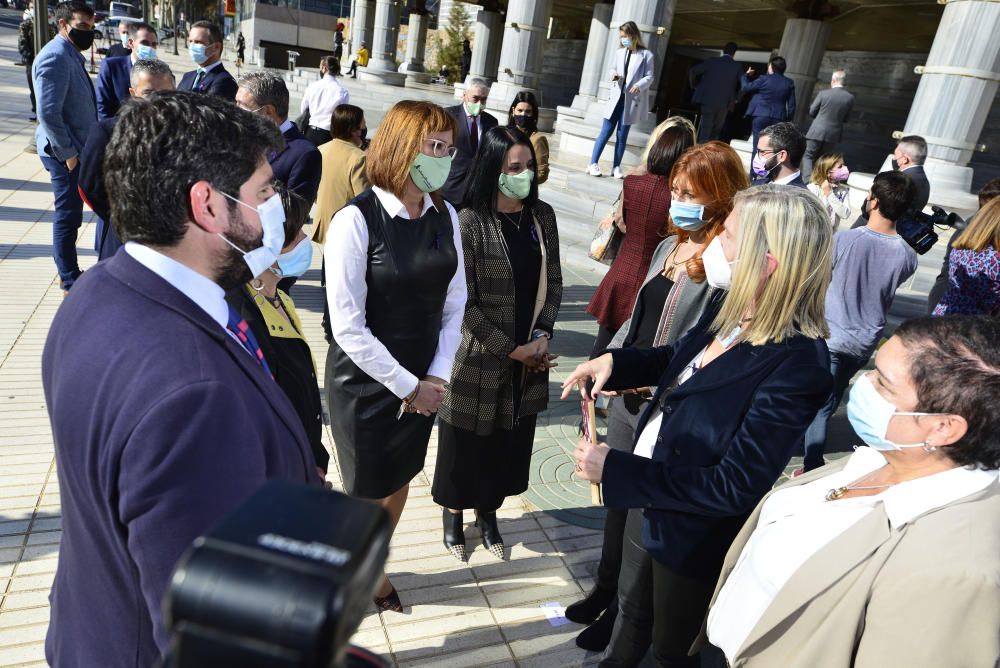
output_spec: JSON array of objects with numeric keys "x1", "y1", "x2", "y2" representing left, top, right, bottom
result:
[
  {"x1": 701, "y1": 315, "x2": 1000, "y2": 667},
  {"x1": 807, "y1": 153, "x2": 852, "y2": 229},
  {"x1": 324, "y1": 100, "x2": 467, "y2": 613}
]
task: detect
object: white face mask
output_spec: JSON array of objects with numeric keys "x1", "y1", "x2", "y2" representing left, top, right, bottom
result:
[
  {"x1": 218, "y1": 192, "x2": 286, "y2": 278},
  {"x1": 846, "y1": 374, "x2": 945, "y2": 451},
  {"x1": 702, "y1": 236, "x2": 735, "y2": 290}
]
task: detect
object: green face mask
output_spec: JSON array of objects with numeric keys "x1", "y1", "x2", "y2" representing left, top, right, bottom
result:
[
  {"x1": 498, "y1": 168, "x2": 535, "y2": 200},
  {"x1": 410, "y1": 152, "x2": 453, "y2": 192},
  {"x1": 464, "y1": 101, "x2": 482, "y2": 116}
]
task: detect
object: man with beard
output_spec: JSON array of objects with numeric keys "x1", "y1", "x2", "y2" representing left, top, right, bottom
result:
[
  {"x1": 42, "y1": 91, "x2": 320, "y2": 668},
  {"x1": 750, "y1": 121, "x2": 808, "y2": 188}
]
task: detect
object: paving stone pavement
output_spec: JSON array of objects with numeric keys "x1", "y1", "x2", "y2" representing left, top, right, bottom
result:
[{"x1": 0, "y1": 14, "x2": 959, "y2": 667}]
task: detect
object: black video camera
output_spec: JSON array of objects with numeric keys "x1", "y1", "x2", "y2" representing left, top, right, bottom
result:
[
  {"x1": 897, "y1": 206, "x2": 967, "y2": 255},
  {"x1": 164, "y1": 481, "x2": 390, "y2": 668}
]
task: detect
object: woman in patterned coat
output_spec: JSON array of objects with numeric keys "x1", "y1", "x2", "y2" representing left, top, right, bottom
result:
[{"x1": 435, "y1": 127, "x2": 563, "y2": 561}]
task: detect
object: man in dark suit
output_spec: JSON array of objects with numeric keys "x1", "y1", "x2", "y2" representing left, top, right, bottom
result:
[
  {"x1": 443, "y1": 77, "x2": 498, "y2": 205},
  {"x1": 105, "y1": 19, "x2": 131, "y2": 58},
  {"x1": 178, "y1": 20, "x2": 237, "y2": 100},
  {"x1": 752, "y1": 121, "x2": 808, "y2": 188},
  {"x1": 741, "y1": 55, "x2": 796, "y2": 165},
  {"x1": 851, "y1": 135, "x2": 931, "y2": 228},
  {"x1": 79, "y1": 59, "x2": 175, "y2": 260},
  {"x1": 95, "y1": 21, "x2": 158, "y2": 120},
  {"x1": 802, "y1": 69, "x2": 855, "y2": 178},
  {"x1": 43, "y1": 91, "x2": 319, "y2": 668},
  {"x1": 236, "y1": 70, "x2": 322, "y2": 207},
  {"x1": 688, "y1": 41, "x2": 743, "y2": 143}
]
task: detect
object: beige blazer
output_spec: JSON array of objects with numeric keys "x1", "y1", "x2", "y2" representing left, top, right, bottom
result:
[
  {"x1": 696, "y1": 458, "x2": 1000, "y2": 667},
  {"x1": 312, "y1": 138, "x2": 369, "y2": 245},
  {"x1": 529, "y1": 132, "x2": 550, "y2": 185}
]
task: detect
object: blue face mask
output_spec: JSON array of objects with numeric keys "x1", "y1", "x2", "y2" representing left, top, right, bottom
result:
[
  {"x1": 277, "y1": 237, "x2": 314, "y2": 278},
  {"x1": 136, "y1": 44, "x2": 157, "y2": 60},
  {"x1": 846, "y1": 374, "x2": 943, "y2": 451},
  {"x1": 189, "y1": 43, "x2": 210, "y2": 65},
  {"x1": 669, "y1": 201, "x2": 708, "y2": 231},
  {"x1": 620, "y1": 37, "x2": 631, "y2": 47}
]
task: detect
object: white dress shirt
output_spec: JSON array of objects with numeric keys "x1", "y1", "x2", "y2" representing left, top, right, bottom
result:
[
  {"x1": 775, "y1": 170, "x2": 802, "y2": 185},
  {"x1": 300, "y1": 75, "x2": 350, "y2": 133},
  {"x1": 200, "y1": 60, "x2": 224, "y2": 74},
  {"x1": 323, "y1": 186, "x2": 467, "y2": 399},
  {"x1": 707, "y1": 446, "x2": 998, "y2": 662},
  {"x1": 632, "y1": 347, "x2": 707, "y2": 459},
  {"x1": 125, "y1": 242, "x2": 228, "y2": 329}
]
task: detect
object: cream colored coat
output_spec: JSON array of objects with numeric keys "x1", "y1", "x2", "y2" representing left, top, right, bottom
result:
[
  {"x1": 696, "y1": 457, "x2": 1000, "y2": 667},
  {"x1": 312, "y1": 138, "x2": 369, "y2": 245}
]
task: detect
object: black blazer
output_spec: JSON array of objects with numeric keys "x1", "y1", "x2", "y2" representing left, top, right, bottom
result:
[
  {"x1": 851, "y1": 165, "x2": 932, "y2": 228},
  {"x1": 442, "y1": 103, "x2": 498, "y2": 206},
  {"x1": 601, "y1": 295, "x2": 832, "y2": 581},
  {"x1": 178, "y1": 62, "x2": 238, "y2": 100},
  {"x1": 78, "y1": 116, "x2": 123, "y2": 259}
]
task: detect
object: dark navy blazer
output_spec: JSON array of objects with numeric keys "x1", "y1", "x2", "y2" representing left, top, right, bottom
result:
[
  {"x1": 178, "y1": 62, "x2": 238, "y2": 100},
  {"x1": 271, "y1": 123, "x2": 322, "y2": 207},
  {"x1": 689, "y1": 54, "x2": 743, "y2": 111},
  {"x1": 96, "y1": 54, "x2": 131, "y2": 120},
  {"x1": 77, "y1": 116, "x2": 123, "y2": 259},
  {"x1": 741, "y1": 72, "x2": 796, "y2": 121},
  {"x1": 601, "y1": 295, "x2": 831, "y2": 581},
  {"x1": 43, "y1": 250, "x2": 319, "y2": 667}
]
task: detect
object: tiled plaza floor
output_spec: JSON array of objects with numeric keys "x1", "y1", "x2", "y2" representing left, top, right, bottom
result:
[{"x1": 0, "y1": 16, "x2": 956, "y2": 667}]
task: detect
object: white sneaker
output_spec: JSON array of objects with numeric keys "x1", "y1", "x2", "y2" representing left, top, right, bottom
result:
[
  {"x1": 612, "y1": 166, "x2": 624, "y2": 179},
  {"x1": 587, "y1": 163, "x2": 602, "y2": 177}
]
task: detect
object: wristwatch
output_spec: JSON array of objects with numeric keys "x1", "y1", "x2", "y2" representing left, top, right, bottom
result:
[{"x1": 531, "y1": 329, "x2": 551, "y2": 341}]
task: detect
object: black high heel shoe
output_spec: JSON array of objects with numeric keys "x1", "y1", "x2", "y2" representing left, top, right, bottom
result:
[
  {"x1": 373, "y1": 583, "x2": 403, "y2": 613},
  {"x1": 442, "y1": 508, "x2": 467, "y2": 561},
  {"x1": 565, "y1": 585, "x2": 615, "y2": 624},
  {"x1": 475, "y1": 510, "x2": 505, "y2": 560}
]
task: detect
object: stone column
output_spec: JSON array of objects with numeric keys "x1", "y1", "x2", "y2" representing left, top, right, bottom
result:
[
  {"x1": 901, "y1": 0, "x2": 998, "y2": 197},
  {"x1": 569, "y1": 3, "x2": 613, "y2": 109},
  {"x1": 778, "y1": 18, "x2": 832, "y2": 128},
  {"x1": 484, "y1": 0, "x2": 553, "y2": 112},
  {"x1": 466, "y1": 9, "x2": 503, "y2": 85},
  {"x1": 360, "y1": 0, "x2": 405, "y2": 85},
  {"x1": 351, "y1": 0, "x2": 375, "y2": 56},
  {"x1": 401, "y1": 11, "x2": 430, "y2": 82}
]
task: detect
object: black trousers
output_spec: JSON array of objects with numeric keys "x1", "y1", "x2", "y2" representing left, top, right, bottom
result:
[
  {"x1": 304, "y1": 126, "x2": 332, "y2": 147},
  {"x1": 600, "y1": 510, "x2": 716, "y2": 668},
  {"x1": 26, "y1": 57, "x2": 35, "y2": 113}
]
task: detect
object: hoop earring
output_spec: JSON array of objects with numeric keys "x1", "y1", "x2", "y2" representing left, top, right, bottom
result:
[{"x1": 922, "y1": 442, "x2": 937, "y2": 453}]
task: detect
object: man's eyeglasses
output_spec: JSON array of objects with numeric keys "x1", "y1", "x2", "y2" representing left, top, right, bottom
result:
[
  {"x1": 425, "y1": 138, "x2": 458, "y2": 159},
  {"x1": 756, "y1": 148, "x2": 778, "y2": 157}
]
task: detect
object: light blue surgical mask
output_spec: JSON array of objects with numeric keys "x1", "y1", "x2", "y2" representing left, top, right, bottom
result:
[
  {"x1": 669, "y1": 201, "x2": 708, "y2": 231},
  {"x1": 120, "y1": 32, "x2": 129, "y2": 47},
  {"x1": 277, "y1": 237, "x2": 314, "y2": 278},
  {"x1": 620, "y1": 37, "x2": 631, "y2": 48},
  {"x1": 189, "y1": 43, "x2": 210, "y2": 65},
  {"x1": 846, "y1": 374, "x2": 944, "y2": 451},
  {"x1": 218, "y1": 192, "x2": 286, "y2": 278},
  {"x1": 135, "y1": 44, "x2": 157, "y2": 60}
]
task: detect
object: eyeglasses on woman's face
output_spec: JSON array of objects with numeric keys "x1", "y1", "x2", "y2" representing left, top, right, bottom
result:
[{"x1": 423, "y1": 138, "x2": 458, "y2": 159}]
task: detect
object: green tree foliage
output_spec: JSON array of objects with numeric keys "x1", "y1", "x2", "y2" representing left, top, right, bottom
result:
[{"x1": 437, "y1": 2, "x2": 470, "y2": 83}]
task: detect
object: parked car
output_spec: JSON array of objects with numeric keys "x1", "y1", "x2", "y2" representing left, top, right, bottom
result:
[{"x1": 95, "y1": 15, "x2": 143, "y2": 41}]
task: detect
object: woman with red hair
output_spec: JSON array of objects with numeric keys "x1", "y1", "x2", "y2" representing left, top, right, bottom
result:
[{"x1": 566, "y1": 141, "x2": 750, "y2": 652}]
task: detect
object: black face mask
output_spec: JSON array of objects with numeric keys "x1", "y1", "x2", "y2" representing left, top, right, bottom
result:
[
  {"x1": 68, "y1": 26, "x2": 95, "y2": 51},
  {"x1": 359, "y1": 126, "x2": 367, "y2": 141},
  {"x1": 890, "y1": 158, "x2": 900, "y2": 171},
  {"x1": 513, "y1": 115, "x2": 532, "y2": 129}
]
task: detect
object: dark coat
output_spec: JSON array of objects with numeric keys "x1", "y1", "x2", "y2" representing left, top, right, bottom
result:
[
  {"x1": 77, "y1": 116, "x2": 123, "y2": 259},
  {"x1": 43, "y1": 250, "x2": 318, "y2": 667},
  {"x1": 806, "y1": 86, "x2": 855, "y2": 142},
  {"x1": 689, "y1": 54, "x2": 742, "y2": 111},
  {"x1": 442, "y1": 103, "x2": 499, "y2": 206},
  {"x1": 96, "y1": 54, "x2": 131, "y2": 120},
  {"x1": 270, "y1": 123, "x2": 323, "y2": 207},
  {"x1": 741, "y1": 72, "x2": 796, "y2": 121},
  {"x1": 851, "y1": 165, "x2": 932, "y2": 228},
  {"x1": 178, "y1": 62, "x2": 238, "y2": 100},
  {"x1": 601, "y1": 295, "x2": 832, "y2": 581},
  {"x1": 105, "y1": 43, "x2": 131, "y2": 58},
  {"x1": 438, "y1": 200, "x2": 562, "y2": 435}
]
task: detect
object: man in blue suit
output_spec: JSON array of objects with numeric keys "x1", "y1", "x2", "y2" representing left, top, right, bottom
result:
[
  {"x1": 688, "y1": 42, "x2": 743, "y2": 142},
  {"x1": 43, "y1": 91, "x2": 320, "y2": 668},
  {"x1": 178, "y1": 20, "x2": 238, "y2": 100},
  {"x1": 32, "y1": 0, "x2": 98, "y2": 292},
  {"x1": 236, "y1": 70, "x2": 322, "y2": 208},
  {"x1": 95, "y1": 20, "x2": 159, "y2": 120},
  {"x1": 741, "y1": 55, "x2": 796, "y2": 166},
  {"x1": 752, "y1": 122, "x2": 808, "y2": 188}
]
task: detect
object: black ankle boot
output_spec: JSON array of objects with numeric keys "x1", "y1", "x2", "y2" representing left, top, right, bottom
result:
[
  {"x1": 565, "y1": 585, "x2": 615, "y2": 624},
  {"x1": 442, "y1": 509, "x2": 466, "y2": 561},
  {"x1": 575, "y1": 599, "x2": 618, "y2": 652},
  {"x1": 475, "y1": 510, "x2": 504, "y2": 560}
]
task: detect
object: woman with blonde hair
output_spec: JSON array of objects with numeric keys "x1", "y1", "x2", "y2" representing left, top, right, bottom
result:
[
  {"x1": 636, "y1": 115, "x2": 696, "y2": 173},
  {"x1": 564, "y1": 184, "x2": 834, "y2": 666},
  {"x1": 324, "y1": 100, "x2": 467, "y2": 613},
  {"x1": 587, "y1": 20, "x2": 656, "y2": 179},
  {"x1": 932, "y1": 195, "x2": 1000, "y2": 315},
  {"x1": 567, "y1": 141, "x2": 747, "y2": 652},
  {"x1": 806, "y1": 153, "x2": 852, "y2": 229}
]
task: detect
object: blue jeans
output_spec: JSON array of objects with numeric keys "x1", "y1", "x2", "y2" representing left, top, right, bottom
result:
[
  {"x1": 590, "y1": 95, "x2": 631, "y2": 168},
  {"x1": 40, "y1": 155, "x2": 84, "y2": 289},
  {"x1": 803, "y1": 350, "x2": 868, "y2": 471}
]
